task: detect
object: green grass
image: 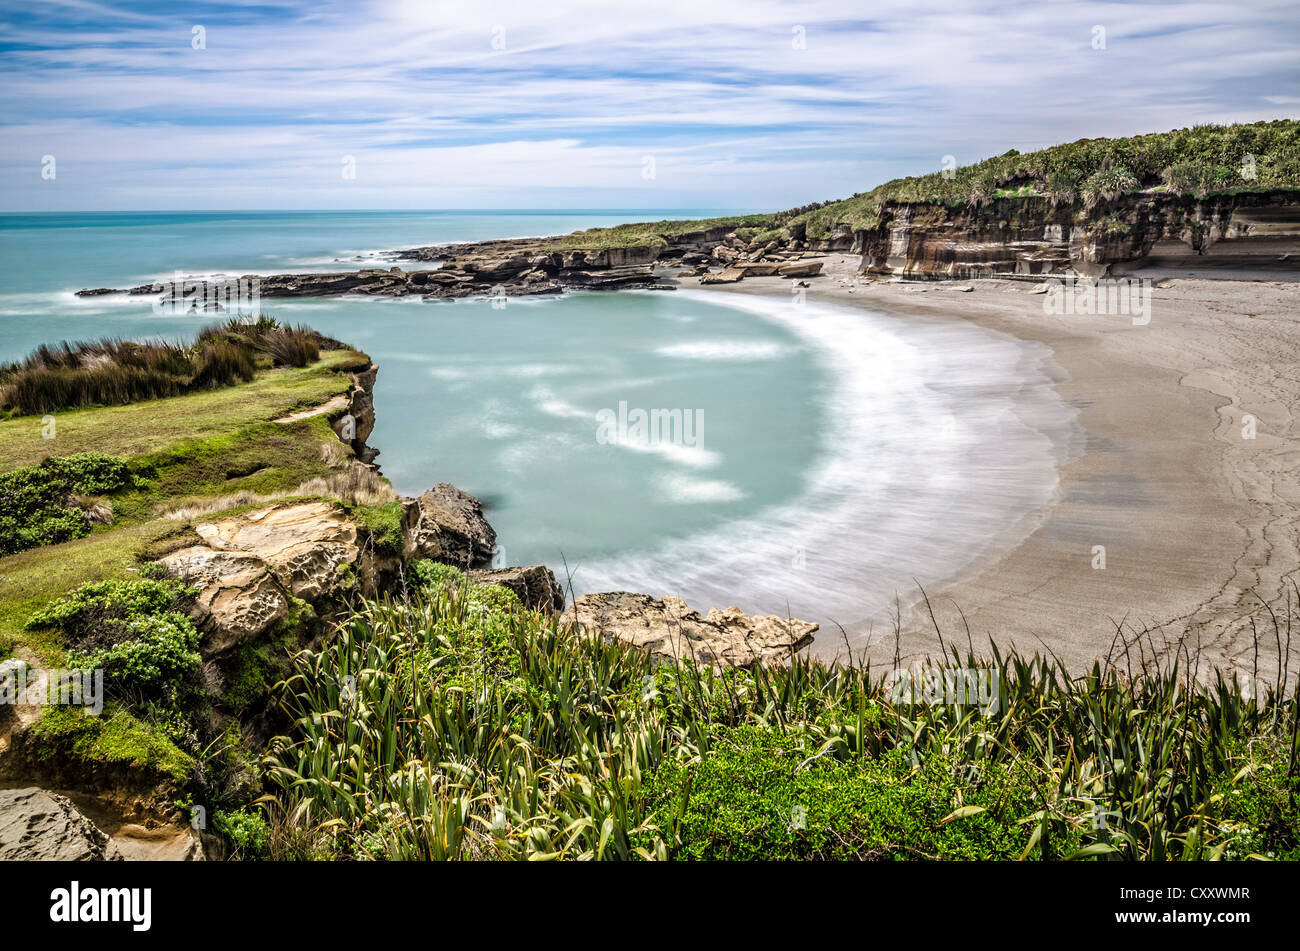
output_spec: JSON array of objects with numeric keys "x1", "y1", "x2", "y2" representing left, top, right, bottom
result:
[
  {"x1": 27, "y1": 704, "x2": 195, "y2": 787},
  {"x1": 0, "y1": 520, "x2": 179, "y2": 662},
  {"x1": 351, "y1": 500, "x2": 405, "y2": 556},
  {"x1": 0, "y1": 343, "x2": 372, "y2": 663},
  {"x1": 261, "y1": 568, "x2": 1300, "y2": 861},
  {"x1": 545, "y1": 214, "x2": 777, "y2": 251},
  {"x1": 0, "y1": 349, "x2": 360, "y2": 470}
]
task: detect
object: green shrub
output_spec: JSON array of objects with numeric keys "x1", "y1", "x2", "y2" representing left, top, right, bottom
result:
[
  {"x1": 644, "y1": 726, "x2": 1041, "y2": 860},
  {"x1": 0, "y1": 453, "x2": 133, "y2": 555},
  {"x1": 1081, "y1": 165, "x2": 1139, "y2": 207},
  {"x1": 28, "y1": 577, "x2": 202, "y2": 700},
  {"x1": 214, "y1": 807, "x2": 272, "y2": 860},
  {"x1": 26, "y1": 576, "x2": 196, "y2": 647},
  {"x1": 355, "y1": 501, "x2": 404, "y2": 555},
  {"x1": 67, "y1": 612, "x2": 201, "y2": 696},
  {"x1": 411, "y1": 559, "x2": 465, "y2": 591}
]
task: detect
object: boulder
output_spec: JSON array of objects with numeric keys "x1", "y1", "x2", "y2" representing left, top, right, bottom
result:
[
  {"x1": 564, "y1": 592, "x2": 816, "y2": 667},
  {"x1": 778, "y1": 260, "x2": 824, "y2": 278},
  {"x1": 403, "y1": 483, "x2": 497, "y2": 569},
  {"x1": 160, "y1": 500, "x2": 366, "y2": 655},
  {"x1": 160, "y1": 548, "x2": 289, "y2": 655},
  {"x1": 0, "y1": 788, "x2": 121, "y2": 861},
  {"x1": 699, "y1": 266, "x2": 745, "y2": 285},
  {"x1": 469, "y1": 565, "x2": 565, "y2": 613},
  {"x1": 732, "y1": 262, "x2": 780, "y2": 277}
]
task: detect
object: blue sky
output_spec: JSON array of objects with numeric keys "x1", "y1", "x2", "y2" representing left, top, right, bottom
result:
[{"x1": 1, "y1": 0, "x2": 1297, "y2": 211}]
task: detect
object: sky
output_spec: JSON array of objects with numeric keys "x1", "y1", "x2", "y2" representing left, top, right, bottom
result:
[{"x1": 0, "y1": 0, "x2": 1297, "y2": 212}]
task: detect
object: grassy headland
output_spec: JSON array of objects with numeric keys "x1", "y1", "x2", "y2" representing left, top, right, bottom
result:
[
  {"x1": 540, "y1": 119, "x2": 1300, "y2": 250},
  {"x1": 0, "y1": 319, "x2": 380, "y2": 808}
]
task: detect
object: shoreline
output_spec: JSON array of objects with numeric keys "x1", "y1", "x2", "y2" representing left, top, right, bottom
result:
[{"x1": 687, "y1": 257, "x2": 1300, "y2": 681}]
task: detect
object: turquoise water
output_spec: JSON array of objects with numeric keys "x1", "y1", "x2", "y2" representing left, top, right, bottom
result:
[{"x1": 0, "y1": 211, "x2": 1079, "y2": 646}]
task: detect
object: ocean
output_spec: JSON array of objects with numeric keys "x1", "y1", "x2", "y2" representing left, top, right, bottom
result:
[{"x1": 0, "y1": 210, "x2": 1080, "y2": 648}]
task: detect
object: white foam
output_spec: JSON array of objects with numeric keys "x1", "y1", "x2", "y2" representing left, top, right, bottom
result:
[
  {"x1": 571, "y1": 291, "x2": 1083, "y2": 648},
  {"x1": 656, "y1": 340, "x2": 789, "y2": 361},
  {"x1": 658, "y1": 473, "x2": 746, "y2": 504},
  {"x1": 529, "y1": 384, "x2": 722, "y2": 468}
]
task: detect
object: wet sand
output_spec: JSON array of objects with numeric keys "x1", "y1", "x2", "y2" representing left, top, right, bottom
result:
[{"x1": 689, "y1": 259, "x2": 1300, "y2": 681}]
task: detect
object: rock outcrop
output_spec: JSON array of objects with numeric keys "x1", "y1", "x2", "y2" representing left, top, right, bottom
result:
[
  {"x1": 74, "y1": 223, "x2": 783, "y2": 303},
  {"x1": 160, "y1": 500, "x2": 371, "y2": 656},
  {"x1": 402, "y1": 483, "x2": 497, "y2": 569},
  {"x1": 0, "y1": 787, "x2": 121, "y2": 861},
  {"x1": 332, "y1": 361, "x2": 380, "y2": 463},
  {"x1": 852, "y1": 190, "x2": 1300, "y2": 280},
  {"x1": 469, "y1": 565, "x2": 565, "y2": 613},
  {"x1": 564, "y1": 592, "x2": 816, "y2": 667}
]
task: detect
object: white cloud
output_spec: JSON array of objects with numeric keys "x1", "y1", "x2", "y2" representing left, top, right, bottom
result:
[{"x1": 0, "y1": 0, "x2": 1296, "y2": 209}]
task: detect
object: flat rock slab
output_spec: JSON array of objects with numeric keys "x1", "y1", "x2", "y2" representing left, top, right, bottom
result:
[
  {"x1": 162, "y1": 501, "x2": 362, "y2": 653},
  {"x1": 778, "y1": 261, "x2": 824, "y2": 277},
  {"x1": 564, "y1": 592, "x2": 816, "y2": 667},
  {"x1": 0, "y1": 787, "x2": 120, "y2": 861}
]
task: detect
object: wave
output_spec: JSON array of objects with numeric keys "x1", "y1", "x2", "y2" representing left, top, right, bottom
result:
[
  {"x1": 656, "y1": 340, "x2": 790, "y2": 361},
  {"x1": 657, "y1": 473, "x2": 747, "y2": 504},
  {"x1": 569, "y1": 291, "x2": 1083, "y2": 647}
]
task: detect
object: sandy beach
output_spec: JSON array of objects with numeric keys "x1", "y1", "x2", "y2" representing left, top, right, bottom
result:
[{"x1": 689, "y1": 258, "x2": 1300, "y2": 681}]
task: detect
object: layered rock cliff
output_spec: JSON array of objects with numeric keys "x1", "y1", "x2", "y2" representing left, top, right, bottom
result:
[{"x1": 846, "y1": 190, "x2": 1300, "y2": 280}]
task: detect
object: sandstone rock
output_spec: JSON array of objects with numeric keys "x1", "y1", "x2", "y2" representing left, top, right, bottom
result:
[
  {"x1": 732, "y1": 262, "x2": 780, "y2": 277},
  {"x1": 161, "y1": 501, "x2": 365, "y2": 654},
  {"x1": 403, "y1": 483, "x2": 497, "y2": 569},
  {"x1": 0, "y1": 788, "x2": 121, "y2": 861},
  {"x1": 564, "y1": 592, "x2": 816, "y2": 668},
  {"x1": 556, "y1": 265, "x2": 658, "y2": 290},
  {"x1": 699, "y1": 266, "x2": 745, "y2": 285},
  {"x1": 778, "y1": 260, "x2": 824, "y2": 278},
  {"x1": 469, "y1": 565, "x2": 565, "y2": 613},
  {"x1": 160, "y1": 548, "x2": 289, "y2": 654},
  {"x1": 193, "y1": 501, "x2": 360, "y2": 601}
]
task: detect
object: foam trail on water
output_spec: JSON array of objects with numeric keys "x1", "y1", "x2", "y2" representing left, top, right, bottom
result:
[{"x1": 569, "y1": 291, "x2": 1083, "y2": 651}]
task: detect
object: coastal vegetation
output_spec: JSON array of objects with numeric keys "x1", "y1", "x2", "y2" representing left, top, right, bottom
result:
[
  {"x1": 0, "y1": 317, "x2": 334, "y2": 417},
  {"x1": 545, "y1": 214, "x2": 774, "y2": 252},
  {"x1": 550, "y1": 119, "x2": 1300, "y2": 250},
  {"x1": 261, "y1": 564, "x2": 1299, "y2": 860},
  {"x1": 0, "y1": 323, "x2": 375, "y2": 816},
  {"x1": 5, "y1": 121, "x2": 1300, "y2": 861}
]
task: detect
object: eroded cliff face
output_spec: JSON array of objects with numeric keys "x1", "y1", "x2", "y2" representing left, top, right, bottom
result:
[{"x1": 849, "y1": 191, "x2": 1300, "y2": 280}]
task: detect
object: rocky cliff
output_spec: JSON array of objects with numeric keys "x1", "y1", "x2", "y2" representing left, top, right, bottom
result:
[{"x1": 844, "y1": 190, "x2": 1300, "y2": 280}]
